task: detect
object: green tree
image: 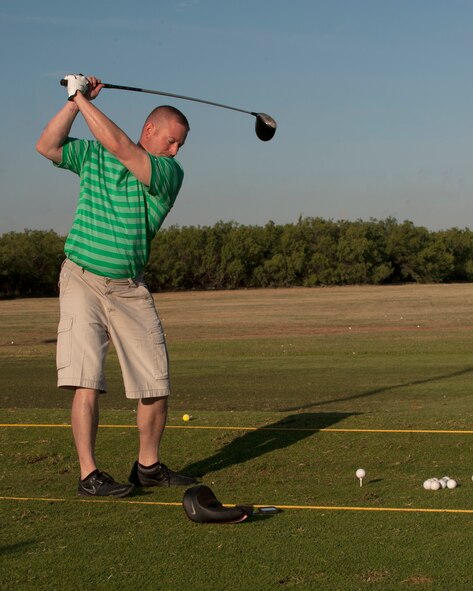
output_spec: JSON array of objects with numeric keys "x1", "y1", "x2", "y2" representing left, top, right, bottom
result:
[
  {"x1": 436, "y1": 227, "x2": 473, "y2": 281},
  {"x1": 0, "y1": 230, "x2": 65, "y2": 297},
  {"x1": 386, "y1": 221, "x2": 453, "y2": 283}
]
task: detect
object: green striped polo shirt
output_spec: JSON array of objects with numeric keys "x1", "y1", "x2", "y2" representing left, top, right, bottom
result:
[{"x1": 55, "y1": 138, "x2": 184, "y2": 278}]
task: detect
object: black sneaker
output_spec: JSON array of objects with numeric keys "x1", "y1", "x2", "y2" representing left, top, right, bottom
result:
[
  {"x1": 129, "y1": 461, "x2": 198, "y2": 487},
  {"x1": 78, "y1": 470, "x2": 134, "y2": 498}
]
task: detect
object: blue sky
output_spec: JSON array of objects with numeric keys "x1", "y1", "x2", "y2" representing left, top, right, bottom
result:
[{"x1": 2, "y1": 0, "x2": 473, "y2": 235}]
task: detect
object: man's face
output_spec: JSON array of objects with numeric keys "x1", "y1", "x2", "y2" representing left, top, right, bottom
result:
[{"x1": 144, "y1": 118, "x2": 188, "y2": 158}]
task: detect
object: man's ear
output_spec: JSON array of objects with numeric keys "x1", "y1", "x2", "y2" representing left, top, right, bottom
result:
[{"x1": 143, "y1": 121, "x2": 154, "y2": 137}]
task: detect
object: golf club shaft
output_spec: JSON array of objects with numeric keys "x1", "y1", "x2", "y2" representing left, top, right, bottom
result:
[{"x1": 59, "y1": 79, "x2": 257, "y2": 118}]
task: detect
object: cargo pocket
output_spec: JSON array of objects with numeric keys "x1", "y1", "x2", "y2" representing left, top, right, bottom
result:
[
  {"x1": 150, "y1": 325, "x2": 169, "y2": 380},
  {"x1": 56, "y1": 316, "x2": 73, "y2": 370}
]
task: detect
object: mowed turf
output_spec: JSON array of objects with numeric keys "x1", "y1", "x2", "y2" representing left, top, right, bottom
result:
[{"x1": 1, "y1": 285, "x2": 473, "y2": 590}]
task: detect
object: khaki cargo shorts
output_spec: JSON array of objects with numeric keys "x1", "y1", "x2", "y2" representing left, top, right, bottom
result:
[{"x1": 57, "y1": 258, "x2": 170, "y2": 399}]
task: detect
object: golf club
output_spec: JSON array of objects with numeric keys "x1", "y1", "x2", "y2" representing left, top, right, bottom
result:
[{"x1": 59, "y1": 79, "x2": 277, "y2": 141}]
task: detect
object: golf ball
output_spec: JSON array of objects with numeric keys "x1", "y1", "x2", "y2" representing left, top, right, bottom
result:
[
  {"x1": 356, "y1": 469, "x2": 366, "y2": 479},
  {"x1": 423, "y1": 479, "x2": 432, "y2": 490},
  {"x1": 430, "y1": 480, "x2": 441, "y2": 491},
  {"x1": 182, "y1": 414, "x2": 190, "y2": 422},
  {"x1": 446, "y1": 479, "x2": 457, "y2": 489}
]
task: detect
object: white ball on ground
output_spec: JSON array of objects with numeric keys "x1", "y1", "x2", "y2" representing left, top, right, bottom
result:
[
  {"x1": 423, "y1": 479, "x2": 432, "y2": 490},
  {"x1": 430, "y1": 480, "x2": 441, "y2": 491},
  {"x1": 447, "y1": 479, "x2": 457, "y2": 489},
  {"x1": 439, "y1": 479, "x2": 447, "y2": 488}
]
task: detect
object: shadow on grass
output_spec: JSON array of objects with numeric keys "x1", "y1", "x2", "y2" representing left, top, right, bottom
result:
[
  {"x1": 0, "y1": 540, "x2": 37, "y2": 556},
  {"x1": 281, "y1": 366, "x2": 473, "y2": 412},
  {"x1": 183, "y1": 412, "x2": 355, "y2": 477}
]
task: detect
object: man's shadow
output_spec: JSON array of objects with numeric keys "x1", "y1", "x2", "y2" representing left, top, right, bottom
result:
[{"x1": 183, "y1": 412, "x2": 356, "y2": 477}]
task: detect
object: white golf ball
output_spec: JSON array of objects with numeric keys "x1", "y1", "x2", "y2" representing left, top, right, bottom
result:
[
  {"x1": 439, "y1": 479, "x2": 447, "y2": 488},
  {"x1": 430, "y1": 480, "x2": 441, "y2": 491},
  {"x1": 446, "y1": 479, "x2": 457, "y2": 489},
  {"x1": 356, "y1": 469, "x2": 366, "y2": 479},
  {"x1": 423, "y1": 479, "x2": 432, "y2": 490}
]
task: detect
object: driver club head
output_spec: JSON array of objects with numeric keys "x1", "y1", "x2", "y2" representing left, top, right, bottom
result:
[{"x1": 255, "y1": 113, "x2": 277, "y2": 141}]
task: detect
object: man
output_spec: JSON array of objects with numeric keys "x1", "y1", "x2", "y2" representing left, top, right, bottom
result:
[{"x1": 36, "y1": 74, "x2": 197, "y2": 497}]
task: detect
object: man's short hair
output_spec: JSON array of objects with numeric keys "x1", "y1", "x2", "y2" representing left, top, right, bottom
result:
[{"x1": 146, "y1": 105, "x2": 190, "y2": 131}]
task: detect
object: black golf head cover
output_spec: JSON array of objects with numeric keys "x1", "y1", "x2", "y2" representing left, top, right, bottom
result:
[{"x1": 182, "y1": 485, "x2": 249, "y2": 524}]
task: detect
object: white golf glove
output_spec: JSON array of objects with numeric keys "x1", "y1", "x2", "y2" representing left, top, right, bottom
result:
[{"x1": 64, "y1": 74, "x2": 89, "y2": 101}]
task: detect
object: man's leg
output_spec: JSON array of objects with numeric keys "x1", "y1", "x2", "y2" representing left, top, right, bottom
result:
[
  {"x1": 71, "y1": 388, "x2": 100, "y2": 480},
  {"x1": 136, "y1": 396, "x2": 168, "y2": 466},
  {"x1": 129, "y1": 395, "x2": 197, "y2": 487},
  {"x1": 106, "y1": 281, "x2": 197, "y2": 487},
  {"x1": 72, "y1": 387, "x2": 134, "y2": 497},
  {"x1": 57, "y1": 261, "x2": 132, "y2": 497}
]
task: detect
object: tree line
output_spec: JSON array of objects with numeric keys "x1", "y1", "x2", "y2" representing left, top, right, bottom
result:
[{"x1": 2, "y1": 217, "x2": 473, "y2": 297}]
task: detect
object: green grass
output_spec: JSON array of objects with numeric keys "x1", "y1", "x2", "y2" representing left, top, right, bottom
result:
[{"x1": 2, "y1": 285, "x2": 473, "y2": 590}]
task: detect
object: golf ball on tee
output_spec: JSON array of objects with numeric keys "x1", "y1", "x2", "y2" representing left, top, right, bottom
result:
[
  {"x1": 182, "y1": 414, "x2": 190, "y2": 422},
  {"x1": 356, "y1": 469, "x2": 366, "y2": 479}
]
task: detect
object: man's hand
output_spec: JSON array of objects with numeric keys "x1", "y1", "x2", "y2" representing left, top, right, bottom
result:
[
  {"x1": 64, "y1": 74, "x2": 104, "y2": 101},
  {"x1": 83, "y1": 76, "x2": 104, "y2": 101},
  {"x1": 64, "y1": 74, "x2": 89, "y2": 101}
]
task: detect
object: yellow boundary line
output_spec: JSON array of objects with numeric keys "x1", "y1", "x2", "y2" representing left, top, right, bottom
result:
[
  {"x1": 2, "y1": 495, "x2": 473, "y2": 514},
  {"x1": 1, "y1": 423, "x2": 473, "y2": 435}
]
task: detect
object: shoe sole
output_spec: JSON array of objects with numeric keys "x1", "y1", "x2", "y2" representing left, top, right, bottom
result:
[
  {"x1": 130, "y1": 477, "x2": 198, "y2": 487},
  {"x1": 77, "y1": 486, "x2": 134, "y2": 498}
]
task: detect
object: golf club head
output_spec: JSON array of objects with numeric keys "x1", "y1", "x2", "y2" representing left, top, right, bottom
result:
[{"x1": 255, "y1": 113, "x2": 277, "y2": 141}]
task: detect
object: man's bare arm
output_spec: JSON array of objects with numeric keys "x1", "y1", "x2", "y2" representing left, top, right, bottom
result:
[
  {"x1": 37, "y1": 76, "x2": 152, "y2": 185},
  {"x1": 36, "y1": 101, "x2": 80, "y2": 163},
  {"x1": 73, "y1": 84, "x2": 152, "y2": 186}
]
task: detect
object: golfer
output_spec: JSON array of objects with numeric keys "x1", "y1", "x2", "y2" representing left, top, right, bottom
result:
[{"x1": 36, "y1": 74, "x2": 197, "y2": 497}]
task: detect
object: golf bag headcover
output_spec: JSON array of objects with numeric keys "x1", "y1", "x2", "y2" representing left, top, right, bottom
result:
[{"x1": 182, "y1": 485, "x2": 249, "y2": 524}]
